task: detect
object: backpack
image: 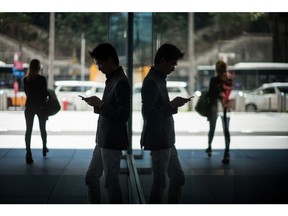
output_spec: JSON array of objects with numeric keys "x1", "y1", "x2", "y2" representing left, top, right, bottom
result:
[{"x1": 195, "y1": 90, "x2": 211, "y2": 117}]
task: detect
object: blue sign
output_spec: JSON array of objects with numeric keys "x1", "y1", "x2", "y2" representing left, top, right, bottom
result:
[{"x1": 12, "y1": 68, "x2": 24, "y2": 77}]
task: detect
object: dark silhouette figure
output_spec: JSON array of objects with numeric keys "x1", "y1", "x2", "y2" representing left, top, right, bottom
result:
[
  {"x1": 140, "y1": 43, "x2": 191, "y2": 204},
  {"x1": 23, "y1": 59, "x2": 49, "y2": 164},
  {"x1": 206, "y1": 60, "x2": 233, "y2": 164},
  {"x1": 84, "y1": 43, "x2": 131, "y2": 204}
]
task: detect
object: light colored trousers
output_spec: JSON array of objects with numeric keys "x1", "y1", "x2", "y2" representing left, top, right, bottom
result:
[
  {"x1": 85, "y1": 145, "x2": 123, "y2": 204},
  {"x1": 149, "y1": 145, "x2": 185, "y2": 204}
]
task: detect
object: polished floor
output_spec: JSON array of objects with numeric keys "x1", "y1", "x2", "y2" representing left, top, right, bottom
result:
[{"x1": 1, "y1": 146, "x2": 288, "y2": 204}]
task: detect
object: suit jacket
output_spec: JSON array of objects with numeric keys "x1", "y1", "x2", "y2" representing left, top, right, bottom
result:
[
  {"x1": 94, "y1": 67, "x2": 131, "y2": 150},
  {"x1": 140, "y1": 67, "x2": 177, "y2": 150}
]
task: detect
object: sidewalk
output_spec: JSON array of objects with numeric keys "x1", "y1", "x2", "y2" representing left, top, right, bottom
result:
[{"x1": 1, "y1": 111, "x2": 288, "y2": 204}]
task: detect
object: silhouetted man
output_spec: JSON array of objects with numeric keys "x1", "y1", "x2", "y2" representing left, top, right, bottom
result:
[
  {"x1": 84, "y1": 43, "x2": 131, "y2": 204},
  {"x1": 141, "y1": 43, "x2": 190, "y2": 204}
]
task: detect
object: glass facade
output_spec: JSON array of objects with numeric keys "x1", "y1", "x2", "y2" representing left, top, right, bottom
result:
[
  {"x1": 108, "y1": 13, "x2": 153, "y2": 152},
  {"x1": 108, "y1": 13, "x2": 153, "y2": 83}
]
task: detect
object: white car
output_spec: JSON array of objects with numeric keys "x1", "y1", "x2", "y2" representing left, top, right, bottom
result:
[
  {"x1": 133, "y1": 81, "x2": 190, "y2": 111},
  {"x1": 54, "y1": 80, "x2": 105, "y2": 111},
  {"x1": 244, "y1": 82, "x2": 288, "y2": 112},
  {"x1": 54, "y1": 80, "x2": 191, "y2": 111}
]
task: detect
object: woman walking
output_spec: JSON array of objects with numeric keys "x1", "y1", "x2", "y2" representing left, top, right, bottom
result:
[
  {"x1": 206, "y1": 60, "x2": 233, "y2": 164},
  {"x1": 23, "y1": 59, "x2": 49, "y2": 164}
]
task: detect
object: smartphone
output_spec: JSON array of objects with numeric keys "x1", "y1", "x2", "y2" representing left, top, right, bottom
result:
[
  {"x1": 78, "y1": 95, "x2": 87, "y2": 100},
  {"x1": 185, "y1": 96, "x2": 194, "y2": 101}
]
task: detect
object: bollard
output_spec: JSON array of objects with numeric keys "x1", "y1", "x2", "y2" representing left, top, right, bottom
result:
[
  {"x1": 0, "y1": 90, "x2": 8, "y2": 110},
  {"x1": 281, "y1": 93, "x2": 286, "y2": 112},
  {"x1": 284, "y1": 93, "x2": 287, "y2": 112},
  {"x1": 235, "y1": 92, "x2": 245, "y2": 112},
  {"x1": 278, "y1": 93, "x2": 287, "y2": 112},
  {"x1": 268, "y1": 97, "x2": 271, "y2": 112},
  {"x1": 278, "y1": 93, "x2": 282, "y2": 112}
]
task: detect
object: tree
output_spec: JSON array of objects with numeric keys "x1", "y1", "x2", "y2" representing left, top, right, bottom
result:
[{"x1": 211, "y1": 13, "x2": 269, "y2": 39}]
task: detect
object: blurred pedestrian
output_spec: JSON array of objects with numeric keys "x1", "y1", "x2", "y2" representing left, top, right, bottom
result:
[
  {"x1": 23, "y1": 59, "x2": 49, "y2": 164},
  {"x1": 141, "y1": 43, "x2": 190, "y2": 204},
  {"x1": 84, "y1": 43, "x2": 131, "y2": 204},
  {"x1": 206, "y1": 60, "x2": 233, "y2": 164}
]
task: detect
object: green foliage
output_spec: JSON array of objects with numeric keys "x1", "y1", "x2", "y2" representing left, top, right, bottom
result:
[
  {"x1": 0, "y1": 12, "x2": 109, "y2": 58},
  {"x1": 210, "y1": 12, "x2": 269, "y2": 38}
]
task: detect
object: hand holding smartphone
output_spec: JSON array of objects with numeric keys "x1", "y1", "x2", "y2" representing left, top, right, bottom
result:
[
  {"x1": 184, "y1": 96, "x2": 194, "y2": 102},
  {"x1": 78, "y1": 95, "x2": 87, "y2": 101},
  {"x1": 171, "y1": 96, "x2": 193, "y2": 108}
]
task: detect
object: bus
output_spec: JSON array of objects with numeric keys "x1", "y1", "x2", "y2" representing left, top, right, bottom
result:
[{"x1": 196, "y1": 62, "x2": 288, "y2": 92}]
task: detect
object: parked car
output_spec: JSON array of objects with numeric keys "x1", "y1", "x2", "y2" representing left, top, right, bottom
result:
[
  {"x1": 54, "y1": 80, "x2": 105, "y2": 111},
  {"x1": 244, "y1": 82, "x2": 288, "y2": 111},
  {"x1": 133, "y1": 81, "x2": 190, "y2": 111}
]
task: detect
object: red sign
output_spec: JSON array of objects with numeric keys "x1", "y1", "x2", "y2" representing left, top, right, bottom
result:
[{"x1": 13, "y1": 61, "x2": 24, "y2": 70}]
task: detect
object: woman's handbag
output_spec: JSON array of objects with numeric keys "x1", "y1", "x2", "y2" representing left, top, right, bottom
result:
[
  {"x1": 46, "y1": 89, "x2": 61, "y2": 116},
  {"x1": 195, "y1": 90, "x2": 210, "y2": 117}
]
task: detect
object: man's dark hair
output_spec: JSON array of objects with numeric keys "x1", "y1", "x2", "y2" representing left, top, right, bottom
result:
[
  {"x1": 154, "y1": 43, "x2": 184, "y2": 65},
  {"x1": 89, "y1": 43, "x2": 119, "y2": 65}
]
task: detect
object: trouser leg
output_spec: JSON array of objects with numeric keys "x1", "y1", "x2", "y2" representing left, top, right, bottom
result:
[
  {"x1": 221, "y1": 108, "x2": 231, "y2": 154},
  {"x1": 37, "y1": 110, "x2": 47, "y2": 149},
  {"x1": 149, "y1": 149, "x2": 170, "y2": 204},
  {"x1": 101, "y1": 148, "x2": 123, "y2": 204},
  {"x1": 167, "y1": 145, "x2": 185, "y2": 204},
  {"x1": 85, "y1": 145, "x2": 103, "y2": 204},
  {"x1": 24, "y1": 109, "x2": 35, "y2": 152},
  {"x1": 208, "y1": 109, "x2": 218, "y2": 147}
]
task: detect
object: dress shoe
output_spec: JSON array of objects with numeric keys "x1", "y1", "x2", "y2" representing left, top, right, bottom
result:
[
  {"x1": 26, "y1": 153, "x2": 34, "y2": 164},
  {"x1": 205, "y1": 147, "x2": 212, "y2": 157},
  {"x1": 222, "y1": 153, "x2": 230, "y2": 165},
  {"x1": 42, "y1": 147, "x2": 49, "y2": 157}
]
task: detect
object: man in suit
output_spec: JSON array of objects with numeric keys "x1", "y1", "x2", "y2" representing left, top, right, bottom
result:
[
  {"x1": 141, "y1": 43, "x2": 191, "y2": 204},
  {"x1": 84, "y1": 43, "x2": 131, "y2": 204}
]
